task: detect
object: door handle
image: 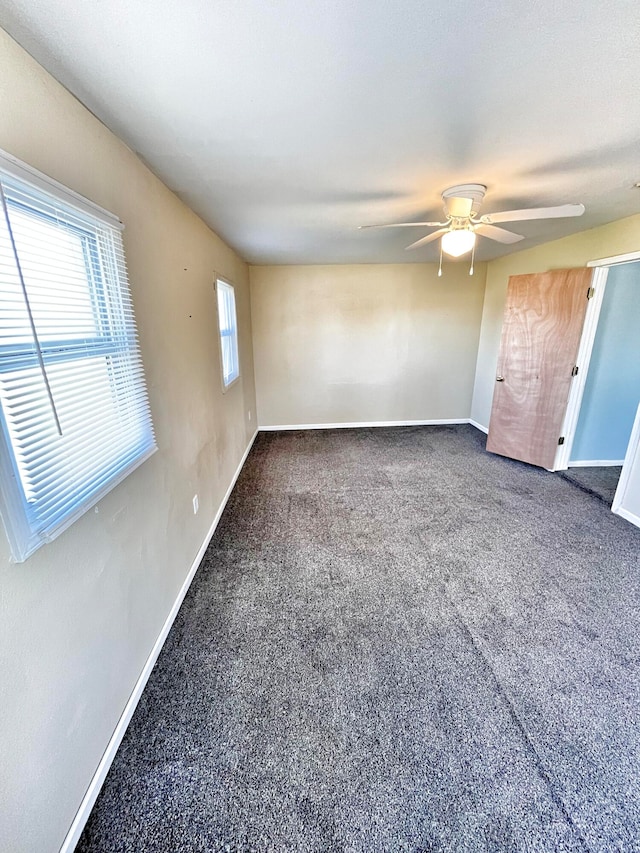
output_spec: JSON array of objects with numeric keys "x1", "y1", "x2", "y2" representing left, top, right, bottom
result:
[{"x1": 496, "y1": 376, "x2": 505, "y2": 382}]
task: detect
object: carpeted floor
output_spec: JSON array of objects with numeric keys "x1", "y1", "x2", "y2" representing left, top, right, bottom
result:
[
  {"x1": 77, "y1": 425, "x2": 640, "y2": 852},
  {"x1": 559, "y1": 466, "x2": 622, "y2": 506}
]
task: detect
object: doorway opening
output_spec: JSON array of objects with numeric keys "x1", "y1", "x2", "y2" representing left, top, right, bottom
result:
[{"x1": 557, "y1": 256, "x2": 640, "y2": 505}]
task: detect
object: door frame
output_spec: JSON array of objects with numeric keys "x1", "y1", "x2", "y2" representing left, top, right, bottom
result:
[
  {"x1": 612, "y1": 401, "x2": 640, "y2": 527},
  {"x1": 554, "y1": 249, "x2": 640, "y2": 470}
]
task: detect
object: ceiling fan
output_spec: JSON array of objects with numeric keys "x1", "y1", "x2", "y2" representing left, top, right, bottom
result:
[{"x1": 359, "y1": 184, "x2": 585, "y2": 273}]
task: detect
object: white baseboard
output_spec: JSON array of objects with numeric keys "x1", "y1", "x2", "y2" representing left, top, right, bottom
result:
[
  {"x1": 612, "y1": 505, "x2": 640, "y2": 529},
  {"x1": 259, "y1": 418, "x2": 469, "y2": 431},
  {"x1": 468, "y1": 419, "x2": 489, "y2": 434},
  {"x1": 60, "y1": 428, "x2": 258, "y2": 853},
  {"x1": 568, "y1": 459, "x2": 625, "y2": 467}
]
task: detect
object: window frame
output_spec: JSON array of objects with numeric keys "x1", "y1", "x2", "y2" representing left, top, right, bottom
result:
[
  {"x1": 215, "y1": 276, "x2": 240, "y2": 391},
  {"x1": 0, "y1": 148, "x2": 156, "y2": 562}
]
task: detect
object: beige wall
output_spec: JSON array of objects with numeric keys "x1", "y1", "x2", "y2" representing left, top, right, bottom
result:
[
  {"x1": 0, "y1": 29, "x2": 255, "y2": 853},
  {"x1": 471, "y1": 215, "x2": 640, "y2": 429},
  {"x1": 250, "y1": 263, "x2": 487, "y2": 427}
]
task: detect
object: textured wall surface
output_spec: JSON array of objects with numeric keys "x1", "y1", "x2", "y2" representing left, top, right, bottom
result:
[
  {"x1": 0, "y1": 28, "x2": 255, "y2": 853},
  {"x1": 250, "y1": 263, "x2": 486, "y2": 427}
]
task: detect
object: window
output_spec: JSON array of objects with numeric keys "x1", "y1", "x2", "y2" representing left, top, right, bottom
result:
[
  {"x1": 216, "y1": 278, "x2": 240, "y2": 388},
  {"x1": 0, "y1": 152, "x2": 156, "y2": 561}
]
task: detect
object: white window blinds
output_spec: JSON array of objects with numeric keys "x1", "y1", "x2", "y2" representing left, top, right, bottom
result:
[
  {"x1": 0, "y1": 152, "x2": 156, "y2": 561},
  {"x1": 216, "y1": 278, "x2": 240, "y2": 387}
]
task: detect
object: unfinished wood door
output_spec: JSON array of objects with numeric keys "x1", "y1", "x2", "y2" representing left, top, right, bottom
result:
[{"x1": 486, "y1": 268, "x2": 593, "y2": 469}]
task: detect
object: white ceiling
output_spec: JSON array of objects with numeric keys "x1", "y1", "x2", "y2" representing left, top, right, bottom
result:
[{"x1": 1, "y1": 0, "x2": 640, "y2": 264}]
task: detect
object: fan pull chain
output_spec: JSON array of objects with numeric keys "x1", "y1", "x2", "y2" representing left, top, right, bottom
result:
[
  {"x1": 438, "y1": 241, "x2": 443, "y2": 277},
  {"x1": 469, "y1": 240, "x2": 476, "y2": 276}
]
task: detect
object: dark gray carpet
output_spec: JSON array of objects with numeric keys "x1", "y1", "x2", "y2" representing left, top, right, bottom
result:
[
  {"x1": 77, "y1": 425, "x2": 640, "y2": 852},
  {"x1": 559, "y1": 466, "x2": 623, "y2": 506}
]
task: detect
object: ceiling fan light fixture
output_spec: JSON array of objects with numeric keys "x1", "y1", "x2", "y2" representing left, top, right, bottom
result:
[{"x1": 441, "y1": 228, "x2": 476, "y2": 257}]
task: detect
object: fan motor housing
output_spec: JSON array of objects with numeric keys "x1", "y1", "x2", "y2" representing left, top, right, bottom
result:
[{"x1": 442, "y1": 184, "x2": 487, "y2": 217}]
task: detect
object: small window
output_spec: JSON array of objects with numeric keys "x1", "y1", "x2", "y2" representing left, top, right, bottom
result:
[
  {"x1": 0, "y1": 151, "x2": 156, "y2": 561},
  {"x1": 216, "y1": 278, "x2": 240, "y2": 388}
]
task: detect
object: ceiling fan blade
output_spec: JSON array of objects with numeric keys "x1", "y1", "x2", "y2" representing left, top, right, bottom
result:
[
  {"x1": 445, "y1": 196, "x2": 474, "y2": 218},
  {"x1": 475, "y1": 223, "x2": 524, "y2": 244},
  {"x1": 480, "y1": 203, "x2": 585, "y2": 224},
  {"x1": 405, "y1": 229, "x2": 448, "y2": 250},
  {"x1": 358, "y1": 221, "x2": 445, "y2": 229}
]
